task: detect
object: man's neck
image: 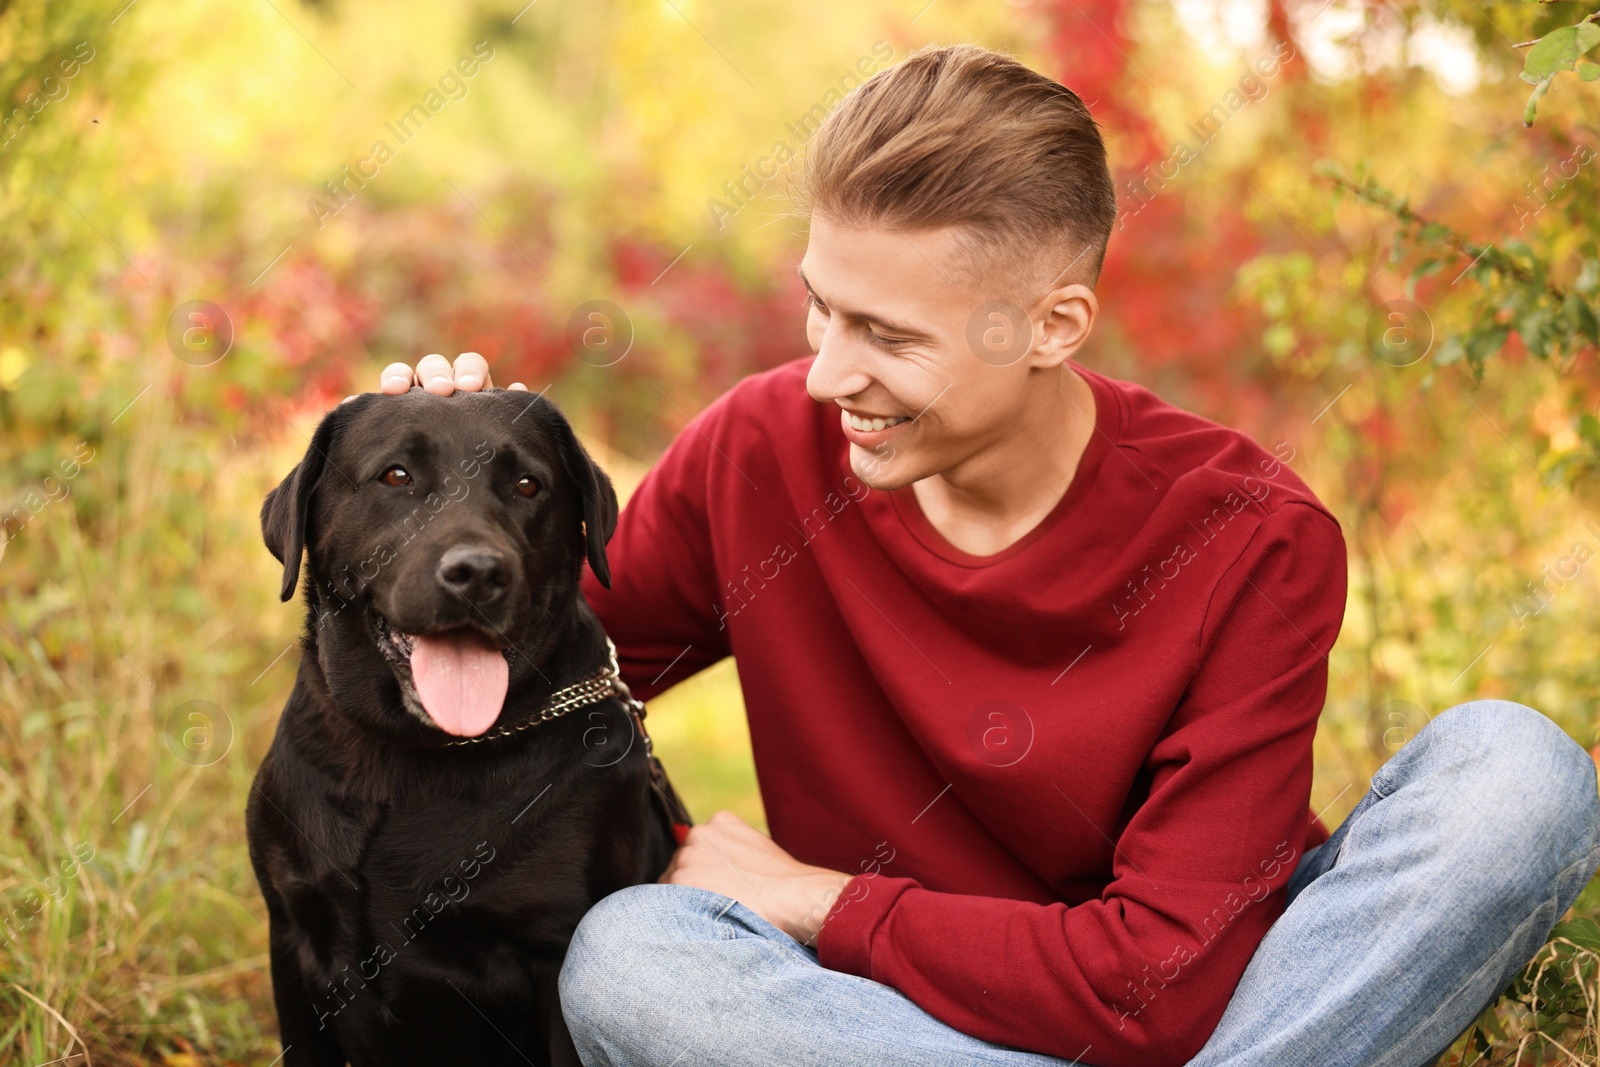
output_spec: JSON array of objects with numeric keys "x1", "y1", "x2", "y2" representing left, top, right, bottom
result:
[{"x1": 910, "y1": 363, "x2": 1096, "y2": 557}]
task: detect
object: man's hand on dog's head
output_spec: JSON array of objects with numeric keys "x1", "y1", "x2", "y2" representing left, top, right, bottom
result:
[{"x1": 341, "y1": 352, "x2": 528, "y2": 404}]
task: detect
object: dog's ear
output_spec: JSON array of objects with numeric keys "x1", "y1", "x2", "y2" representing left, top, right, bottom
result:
[
  {"x1": 550, "y1": 413, "x2": 620, "y2": 590},
  {"x1": 261, "y1": 405, "x2": 348, "y2": 602}
]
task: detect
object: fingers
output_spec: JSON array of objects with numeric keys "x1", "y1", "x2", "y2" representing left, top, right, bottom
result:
[
  {"x1": 453, "y1": 352, "x2": 491, "y2": 392},
  {"x1": 415, "y1": 353, "x2": 456, "y2": 395},
  {"x1": 381, "y1": 353, "x2": 514, "y2": 398},
  {"x1": 379, "y1": 362, "x2": 415, "y2": 394}
]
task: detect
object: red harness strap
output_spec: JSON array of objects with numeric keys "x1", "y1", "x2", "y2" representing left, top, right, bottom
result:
[{"x1": 670, "y1": 811, "x2": 692, "y2": 846}]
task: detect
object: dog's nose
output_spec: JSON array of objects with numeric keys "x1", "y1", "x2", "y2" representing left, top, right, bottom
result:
[{"x1": 436, "y1": 546, "x2": 510, "y2": 604}]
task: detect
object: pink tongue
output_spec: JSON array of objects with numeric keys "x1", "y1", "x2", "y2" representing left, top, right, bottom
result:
[{"x1": 409, "y1": 631, "x2": 509, "y2": 737}]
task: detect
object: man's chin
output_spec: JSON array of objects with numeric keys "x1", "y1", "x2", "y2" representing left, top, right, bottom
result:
[{"x1": 848, "y1": 444, "x2": 920, "y2": 491}]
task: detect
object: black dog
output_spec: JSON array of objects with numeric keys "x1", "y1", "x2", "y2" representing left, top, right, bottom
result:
[{"x1": 247, "y1": 388, "x2": 689, "y2": 1067}]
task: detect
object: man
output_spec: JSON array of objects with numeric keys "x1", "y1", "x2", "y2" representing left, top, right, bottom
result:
[{"x1": 376, "y1": 42, "x2": 1600, "y2": 1067}]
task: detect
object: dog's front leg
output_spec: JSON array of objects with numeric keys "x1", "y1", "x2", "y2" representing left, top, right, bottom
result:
[
  {"x1": 547, "y1": 1000, "x2": 583, "y2": 1067},
  {"x1": 267, "y1": 913, "x2": 350, "y2": 1067},
  {"x1": 540, "y1": 961, "x2": 582, "y2": 1067}
]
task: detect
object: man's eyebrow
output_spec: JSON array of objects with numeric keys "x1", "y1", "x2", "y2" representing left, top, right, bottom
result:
[{"x1": 796, "y1": 265, "x2": 935, "y2": 340}]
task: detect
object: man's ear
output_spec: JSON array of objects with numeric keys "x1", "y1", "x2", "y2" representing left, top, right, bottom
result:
[
  {"x1": 549, "y1": 409, "x2": 620, "y2": 590},
  {"x1": 260, "y1": 405, "x2": 349, "y2": 602}
]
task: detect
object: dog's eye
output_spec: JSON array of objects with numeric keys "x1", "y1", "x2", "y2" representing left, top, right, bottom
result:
[
  {"x1": 381, "y1": 466, "x2": 413, "y2": 487},
  {"x1": 516, "y1": 475, "x2": 540, "y2": 498}
]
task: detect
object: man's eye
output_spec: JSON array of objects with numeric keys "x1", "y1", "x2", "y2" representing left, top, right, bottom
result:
[
  {"x1": 381, "y1": 466, "x2": 412, "y2": 487},
  {"x1": 804, "y1": 292, "x2": 903, "y2": 347},
  {"x1": 516, "y1": 475, "x2": 540, "y2": 498}
]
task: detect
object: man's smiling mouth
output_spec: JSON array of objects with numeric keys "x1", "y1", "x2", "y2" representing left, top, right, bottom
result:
[
  {"x1": 844, "y1": 411, "x2": 910, "y2": 432},
  {"x1": 839, "y1": 407, "x2": 914, "y2": 446}
]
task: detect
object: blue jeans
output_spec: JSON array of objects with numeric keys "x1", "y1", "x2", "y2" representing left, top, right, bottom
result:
[{"x1": 558, "y1": 700, "x2": 1600, "y2": 1067}]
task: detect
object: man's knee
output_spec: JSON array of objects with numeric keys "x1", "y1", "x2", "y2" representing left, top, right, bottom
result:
[
  {"x1": 559, "y1": 883, "x2": 734, "y2": 1040},
  {"x1": 561, "y1": 884, "x2": 676, "y2": 1004},
  {"x1": 1404, "y1": 699, "x2": 1600, "y2": 878}
]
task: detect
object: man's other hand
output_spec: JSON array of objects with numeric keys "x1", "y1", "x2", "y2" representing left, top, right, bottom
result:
[{"x1": 658, "y1": 809, "x2": 854, "y2": 949}]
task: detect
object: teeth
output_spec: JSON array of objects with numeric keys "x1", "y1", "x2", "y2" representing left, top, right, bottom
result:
[
  {"x1": 372, "y1": 614, "x2": 416, "y2": 660},
  {"x1": 845, "y1": 413, "x2": 909, "y2": 432}
]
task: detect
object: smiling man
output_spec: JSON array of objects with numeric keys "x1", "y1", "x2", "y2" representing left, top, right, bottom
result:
[{"x1": 381, "y1": 42, "x2": 1600, "y2": 1067}]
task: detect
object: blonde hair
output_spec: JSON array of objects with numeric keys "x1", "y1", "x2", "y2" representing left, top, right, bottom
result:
[{"x1": 788, "y1": 43, "x2": 1117, "y2": 301}]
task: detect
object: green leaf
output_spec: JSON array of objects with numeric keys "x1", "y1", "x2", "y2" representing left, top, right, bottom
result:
[
  {"x1": 1518, "y1": 306, "x2": 1554, "y2": 359},
  {"x1": 1413, "y1": 258, "x2": 1448, "y2": 280},
  {"x1": 1524, "y1": 76, "x2": 1553, "y2": 126},
  {"x1": 1553, "y1": 916, "x2": 1600, "y2": 953},
  {"x1": 1563, "y1": 292, "x2": 1600, "y2": 345},
  {"x1": 1580, "y1": 61, "x2": 1600, "y2": 81},
  {"x1": 1467, "y1": 325, "x2": 1510, "y2": 366},
  {"x1": 1435, "y1": 335, "x2": 1466, "y2": 367},
  {"x1": 1523, "y1": 23, "x2": 1600, "y2": 83}
]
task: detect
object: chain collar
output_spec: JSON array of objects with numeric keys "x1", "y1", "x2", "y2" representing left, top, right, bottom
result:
[
  {"x1": 434, "y1": 636, "x2": 690, "y2": 838},
  {"x1": 441, "y1": 637, "x2": 640, "y2": 747}
]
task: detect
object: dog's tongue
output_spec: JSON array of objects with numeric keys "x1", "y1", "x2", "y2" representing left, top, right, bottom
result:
[{"x1": 409, "y1": 631, "x2": 509, "y2": 737}]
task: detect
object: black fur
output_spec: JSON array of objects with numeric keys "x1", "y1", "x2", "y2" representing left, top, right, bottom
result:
[{"x1": 247, "y1": 389, "x2": 683, "y2": 1066}]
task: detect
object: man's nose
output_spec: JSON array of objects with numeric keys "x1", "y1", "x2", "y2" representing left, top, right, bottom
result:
[
  {"x1": 436, "y1": 545, "x2": 510, "y2": 604},
  {"x1": 805, "y1": 325, "x2": 874, "y2": 405}
]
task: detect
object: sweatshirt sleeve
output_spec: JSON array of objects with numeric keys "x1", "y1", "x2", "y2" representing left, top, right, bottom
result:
[
  {"x1": 813, "y1": 502, "x2": 1349, "y2": 1067},
  {"x1": 579, "y1": 396, "x2": 735, "y2": 701}
]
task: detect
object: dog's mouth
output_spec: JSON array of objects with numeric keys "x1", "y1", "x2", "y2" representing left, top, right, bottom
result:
[{"x1": 372, "y1": 612, "x2": 512, "y2": 738}]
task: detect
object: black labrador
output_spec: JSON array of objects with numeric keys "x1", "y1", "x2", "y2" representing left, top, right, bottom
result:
[{"x1": 247, "y1": 388, "x2": 689, "y2": 1067}]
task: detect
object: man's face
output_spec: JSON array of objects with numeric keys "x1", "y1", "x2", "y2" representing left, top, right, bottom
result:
[{"x1": 800, "y1": 213, "x2": 1095, "y2": 490}]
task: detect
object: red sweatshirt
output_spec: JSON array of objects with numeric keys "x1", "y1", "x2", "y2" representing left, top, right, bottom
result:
[{"x1": 580, "y1": 356, "x2": 1348, "y2": 1067}]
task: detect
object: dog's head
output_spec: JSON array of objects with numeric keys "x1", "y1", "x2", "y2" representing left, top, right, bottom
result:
[{"x1": 261, "y1": 388, "x2": 618, "y2": 742}]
